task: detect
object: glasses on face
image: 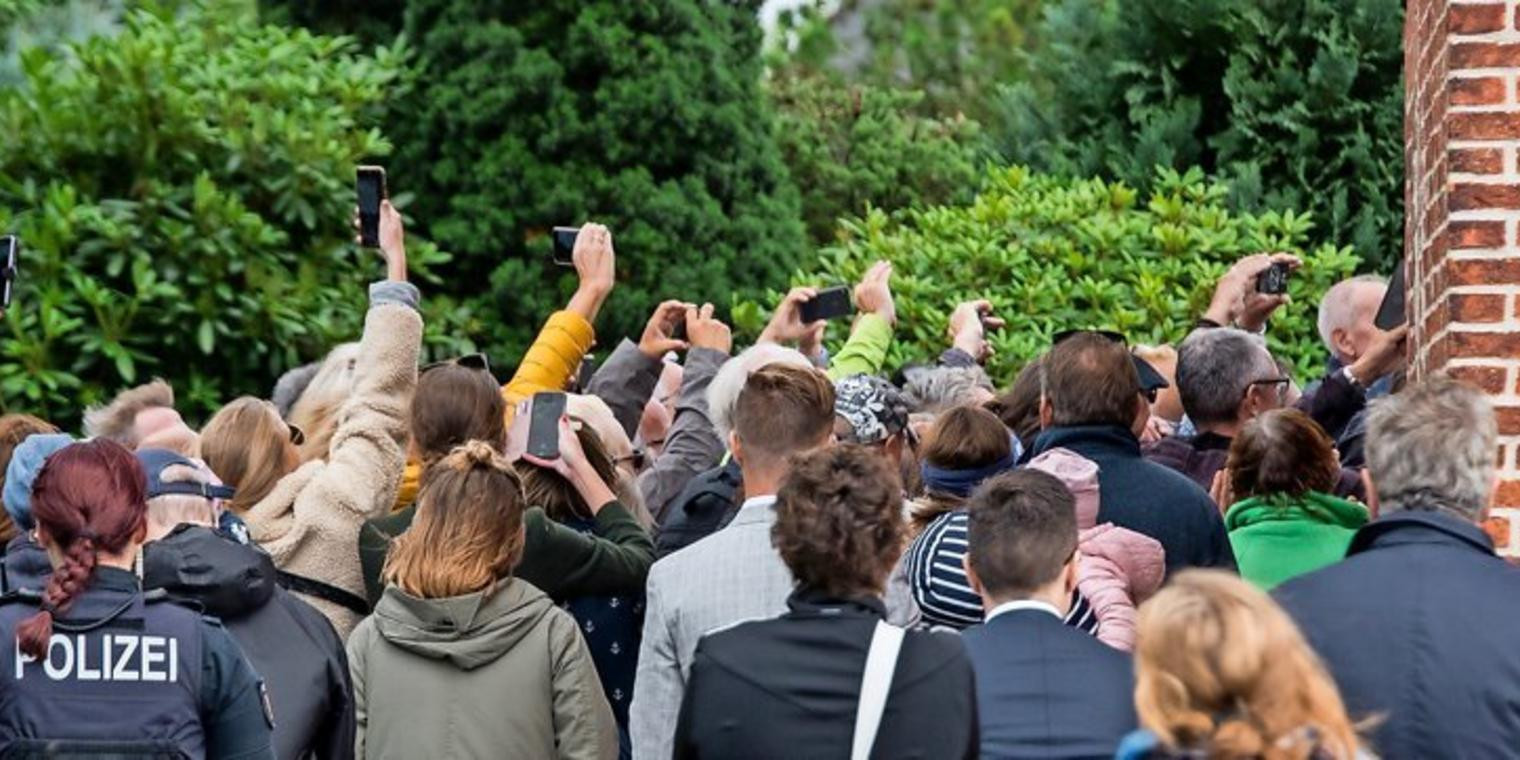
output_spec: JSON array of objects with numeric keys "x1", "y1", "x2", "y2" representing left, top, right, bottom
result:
[
  {"x1": 1052, "y1": 328, "x2": 1127, "y2": 347},
  {"x1": 1248, "y1": 377, "x2": 1292, "y2": 402},
  {"x1": 1143, "y1": 388, "x2": 1160, "y2": 404},
  {"x1": 615, "y1": 449, "x2": 649, "y2": 471},
  {"x1": 421, "y1": 352, "x2": 492, "y2": 375}
]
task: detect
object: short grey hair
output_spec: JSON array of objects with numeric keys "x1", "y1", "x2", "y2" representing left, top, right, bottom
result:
[
  {"x1": 1176, "y1": 328, "x2": 1279, "y2": 426},
  {"x1": 901, "y1": 365, "x2": 995, "y2": 414},
  {"x1": 1317, "y1": 275, "x2": 1387, "y2": 359},
  {"x1": 1366, "y1": 375, "x2": 1496, "y2": 521},
  {"x1": 707, "y1": 343, "x2": 811, "y2": 442}
]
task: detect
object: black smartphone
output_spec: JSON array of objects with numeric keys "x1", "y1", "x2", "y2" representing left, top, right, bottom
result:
[
  {"x1": 798, "y1": 286, "x2": 852, "y2": 323},
  {"x1": 356, "y1": 166, "x2": 387, "y2": 248},
  {"x1": 527, "y1": 391, "x2": 567, "y2": 460},
  {"x1": 1, "y1": 235, "x2": 15, "y2": 310},
  {"x1": 1374, "y1": 261, "x2": 1407, "y2": 331},
  {"x1": 1256, "y1": 262, "x2": 1290, "y2": 295},
  {"x1": 551, "y1": 226, "x2": 579, "y2": 267}
]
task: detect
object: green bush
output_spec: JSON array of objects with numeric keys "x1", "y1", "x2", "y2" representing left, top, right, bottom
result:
[
  {"x1": 0, "y1": 4, "x2": 463, "y2": 424},
  {"x1": 991, "y1": 0, "x2": 1403, "y2": 272},
  {"x1": 739, "y1": 166, "x2": 1360, "y2": 384},
  {"x1": 384, "y1": 0, "x2": 805, "y2": 365},
  {"x1": 768, "y1": 70, "x2": 982, "y2": 246}
]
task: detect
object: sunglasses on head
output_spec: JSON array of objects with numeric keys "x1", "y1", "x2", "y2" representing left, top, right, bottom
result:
[
  {"x1": 1052, "y1": 329, "x2": 1127, "y2": 347},
  {"x1": 421, "y1": 352, "x2": 492, "y2": 376}
]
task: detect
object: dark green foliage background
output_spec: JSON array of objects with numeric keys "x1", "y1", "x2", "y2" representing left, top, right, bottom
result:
[{"x1": 991, "y1": 0, "x2": 1404, "y2": 272}]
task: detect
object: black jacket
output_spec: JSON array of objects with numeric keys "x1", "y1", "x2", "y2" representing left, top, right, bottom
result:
[
  {"x1": 1030, "y1": 425, "x2": 1235, "y2": 572},
  {"x1": 1275, "y1": 511, "x2": 1520, "y2": 759},
  {"x1": 143, "y1": 525, "x2": 355, "y2": 760},
  {"x1": 0, "y1": 533, "x2": 50, "y2": 592},
  {"x1": 673, "y1": 588, "x2": 977, "y2": 759},
  {"x1": 655, "y1": 459, "x2": 742, "y2": 558},
  {"x1": 962, "y1": 607, "x2": 1136, "y2": 759}
]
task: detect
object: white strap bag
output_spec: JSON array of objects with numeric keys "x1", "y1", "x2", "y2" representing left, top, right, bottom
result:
[{"x1": 850, "y1": 620, "x2": 906, "y2": 760}]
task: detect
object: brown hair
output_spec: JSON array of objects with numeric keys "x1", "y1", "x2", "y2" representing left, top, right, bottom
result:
[
  {"x1": 732, "y1": 364, "x2": 836, "y2": 468},
  {"x1": 1228, "y1": 409, "x2": 1340, "y2": 500},
  {"x1": 1042, "y1": 334, "x2": 1140, "y2": 428},
  {"x1": 988, "y1": 356, "x2": 1045, "y2": 451},
  {"x1": 200, "y1": 397, "x2": 300, "y2": 513},
  {"x1": 412, "y1": 364, "x2": 506, "y2": 466},
  {"x1": 17, "y1": 440, "x2": 148, "y2": 658},
  {"x1": 81, "y1": 379, "x2": 174, "y2": 447},
  {"x1": 519, "y1": 419, "x2": 618, "y2": 523},
  {"x1": 1135, "y1": 571, "x2": 1363, "y2": 760},
  {"x1": 773, "y1": 445, "x2": 905, "y2": 598},
  {"x1": 383, "y1": 441, "x2": 526, "y2": 599},
  {"x1": 965, "y1": 469, "x2": 1078, "y2": 599},
  {"x1": 0, "y1": 414, "x2": 59, "y2": 543},
  {"x1": 911, "y1": 405, "x2": 1012, "y2": 532}
]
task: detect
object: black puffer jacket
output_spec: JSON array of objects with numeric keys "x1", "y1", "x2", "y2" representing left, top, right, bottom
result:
[
  {"x1": 143, "y1": 525, "x2": 355, "y2": 760},
  {"x1": 655, "y1": 459, "x2": 743, "y2": 558}
]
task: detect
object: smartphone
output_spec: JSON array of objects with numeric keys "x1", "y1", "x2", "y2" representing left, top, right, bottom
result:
[
  {"x1": 1256, "y1": 262, "x2": 1290, "y2": 295},
  {"x1": 798, "y1": 286, "x2": 853, "y2": 323},
  {"x1": 551, "y1": 226, "x2": 579, "y2": 267},
  {"x1": 527, "y1": 391, "x2": 567, "y2": 460},
  {"x1": 356, "y1": 166, "x2": 387, "y2": 248},
  {"x1": 1374, "y1": 261, "x2": 1407, "y2": 331},
  {"x1": 0, "y1": 235, "x2": 15, "y2": 310}
]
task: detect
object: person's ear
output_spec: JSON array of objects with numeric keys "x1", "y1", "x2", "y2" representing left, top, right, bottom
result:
[
  {"x1": 962, "y1": 554, "x2": 985, "y2": 598},
  {"x1": 1332, "y1": 327, "x2": 1357, "y2": 361},
  {"x1": 1039, "y1": 395, "x2": 1054, "y2": 430},
  {"x1": 1064, "y1": 551, "x2": 1080, "y2": 595},
  {"x1": 728, "y1": 430, "x2": 744, "y2": 467}
]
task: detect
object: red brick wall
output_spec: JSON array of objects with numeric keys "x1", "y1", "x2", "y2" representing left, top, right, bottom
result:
[{"x1": 1406, "y1": 0, "x2": 1520, "y2": 553}]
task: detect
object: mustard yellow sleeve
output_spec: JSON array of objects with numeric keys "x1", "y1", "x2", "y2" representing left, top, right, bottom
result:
[{"x1": 502, "y1": 310, "x2": 596, "y2": 419}]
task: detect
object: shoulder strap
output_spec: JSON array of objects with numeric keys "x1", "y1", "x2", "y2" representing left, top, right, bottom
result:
[
  {"x1": 851, "y1": 620, "x2": 905, "y2": 760},
  {"x1": 276, "y1": 570, "x2": 371, "y2": 616}
]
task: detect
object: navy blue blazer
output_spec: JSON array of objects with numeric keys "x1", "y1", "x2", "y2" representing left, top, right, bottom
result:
[{"x1": 961, "y1": 607, "x2": 1137, "y2": 759}]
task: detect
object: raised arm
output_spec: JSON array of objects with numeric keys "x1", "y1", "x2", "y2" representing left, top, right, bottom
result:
[
  {"x1": 587, "y1": 300, "x2": 690, "y2": 437},
  {"x1": 640, "y1": 304, "x2": 730, "y2": 523},
  {"x1": 828, "y1": 261, "x2": 896, "y2": 379}
]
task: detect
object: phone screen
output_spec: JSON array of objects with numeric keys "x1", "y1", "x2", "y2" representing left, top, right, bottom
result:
[
  {"x1": 1, "y1": 235, "x2": 15, "y2": 309},
  {"x1": 551, "y1": 227, "x2": 579, "y2": 267},
  {"x1": 527, "y1": 392, "x2": 567, "y2": 460},
  {"x1": 798, "y1": 286, "x2": 853, "y2": 323},
  {"x1": 1374, "y1": 262, "x2": 1406, "y2": 331},
  {"x1": 1256, "y1": 262, "x2": 1290, "y2": 295},
  {"x1": 357, "y1": 166, "x2": 387, "y2": 248}
]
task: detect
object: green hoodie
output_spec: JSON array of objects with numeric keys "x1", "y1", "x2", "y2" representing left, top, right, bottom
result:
[
  {"x1": 347, "y1": 579, "x2": 618, "y2": 759},
  {"x1": 1226, "y1": 491, "x2": 1370, "y2": 590}
]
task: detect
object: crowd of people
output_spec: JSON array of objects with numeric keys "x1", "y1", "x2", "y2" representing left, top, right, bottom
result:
[{"x1": 1, "y1": 200, "x2": 1517, "y2": 760}]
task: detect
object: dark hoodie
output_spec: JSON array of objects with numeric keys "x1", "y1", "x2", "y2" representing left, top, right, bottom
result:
[
  {"x1": 347, "y1": 578, "x2": 618, "y2": 760},
  {"x1": 144, "y1": 525, "x2": 355, "y2": 760}
]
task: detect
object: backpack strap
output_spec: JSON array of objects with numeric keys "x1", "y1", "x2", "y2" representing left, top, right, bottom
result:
[
  {"x1": 276, "y1": 571, "x2": 371, "y2": 616},
  {"x1": 850, "y1": 620, "x2": 905, "y2": 760}
]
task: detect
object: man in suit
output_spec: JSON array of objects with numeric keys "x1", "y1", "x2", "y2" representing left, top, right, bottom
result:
[
  {"x1": 630, "y1": 363, "x2": 836, "y2": 760},
  {"x1": 961, "y1": 468, "x2": 1138, "y2": 759}
]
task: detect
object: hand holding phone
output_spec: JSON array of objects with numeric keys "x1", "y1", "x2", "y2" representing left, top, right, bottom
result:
[
  {"x1": 551, "y1": 226, "x2": 579, "y2": 267},
  {"x1": 356, "y1": 166, "x2": 387, "y2": 248},
  {"x1": 798, "y1": 286, "x2": 853, "y2": 323},
  {"x1": 526, "y1": 392, "x2": 568, "y2": 460},
  {"x1": 1256, "y1": 261, "x2": 1291, "y2": 295}
]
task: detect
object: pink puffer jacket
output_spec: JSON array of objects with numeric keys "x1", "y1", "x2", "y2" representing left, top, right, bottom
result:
[{"x1": 1028, "y1": 448, "x2": 1166, "y2": 651}]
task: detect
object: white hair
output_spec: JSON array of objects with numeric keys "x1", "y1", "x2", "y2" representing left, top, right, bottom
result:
[
  {"x1": 1317, "y1": 275, "x2": 1387, "y2": 359},
  {"x1": 1366, "y1": 375, "x2": 1496, "y2": 521},
  {"x1": 145, "y1": 463, "x2": 220, "y2": 533},
  {"x1": 707, "y1": 343, "x2": 811, "y2": 441}
]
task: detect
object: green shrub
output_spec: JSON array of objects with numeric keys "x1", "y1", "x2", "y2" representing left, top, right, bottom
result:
[
  {"x1": 0, "y1": 4, "x2": 464, "y2": 424},
  {"x1": 384, "y1": 0, "x2": 805, "y2": 365},
  {"x1": 738, "y1": 166, "x2": 1360, "y2": 384},
  {"x1": 991, "y1": 0, "x2": 1403, "y2": 272},
  {"x1": 768, "y1": 70, "x2": 983, "y2": 246}
]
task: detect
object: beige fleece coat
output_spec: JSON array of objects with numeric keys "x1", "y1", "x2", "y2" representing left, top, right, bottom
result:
[{"x1": 245, "y1": 302, "x2": 422, "y2": 638}]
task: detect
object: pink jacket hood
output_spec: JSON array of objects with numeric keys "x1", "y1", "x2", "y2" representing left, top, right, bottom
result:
[{"x1": 1027, "y1": 448, "x2": 1101, "y2": 529}]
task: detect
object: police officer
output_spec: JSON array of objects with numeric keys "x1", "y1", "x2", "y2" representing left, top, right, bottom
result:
[{"x1": 0, "y1": 439, "x2": 274, "y2": 758}]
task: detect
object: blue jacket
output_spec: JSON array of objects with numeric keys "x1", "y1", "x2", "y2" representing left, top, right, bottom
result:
[
  {"x1": 1275, "y1": 510, "x2": 1520, "y2": 758},
  {"x1": 1029, "y1": 425, "x2": 1234, "y2": 572},
  {"x1": 962, "y1": 608, "x2": 1135, "y2": 759}
]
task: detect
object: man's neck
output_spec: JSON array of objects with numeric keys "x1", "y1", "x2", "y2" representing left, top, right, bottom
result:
[
  {"x1": 739, "y1": 467, "x2": 785, "y2": 503},
  {"x1": 982, "y1": 585, "x2": 1069, "y2": 619}
]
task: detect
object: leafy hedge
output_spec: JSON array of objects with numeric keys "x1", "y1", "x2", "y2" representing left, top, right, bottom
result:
[
  {"x1": 740, "y1": 166, "x2": 1360, "y2": 383},
  {"x1": 0, "y1": 4, "x2": 464, "y2": 424},
  {"x1": 991, "y1": 0, "x2": 1403, "y2": 272}
]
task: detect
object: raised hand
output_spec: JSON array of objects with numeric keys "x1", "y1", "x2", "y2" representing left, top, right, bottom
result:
[
  {"x1": 759, "y1": 286, "x2": 825, "y2": 348},
  {"x1": 567, "y1": 222, "x2": 616, "y2": 322},
  {"x1": 354, "y1": 200, "x2": 408, "y2": 282},
  {"x1": 854, "y1": 261, "x2": 896, "y2": 326},
  {"x1": 639, "y1": 300, "x2": 693, "y2": 359},
  {"x1": 948, "y1": 299, "x2": 1004, "y2": 364},
  {"x1": 685, "y1": 303, "x2": 733, "y2": 355}
]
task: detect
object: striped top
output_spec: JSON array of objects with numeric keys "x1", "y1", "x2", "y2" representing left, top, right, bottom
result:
[{"x1": 906, "y1": 508, "x2": 1099, "y2": 634}]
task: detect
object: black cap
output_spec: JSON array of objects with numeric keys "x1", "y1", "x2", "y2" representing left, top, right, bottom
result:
[
  {"x1": 1132, "y1": 354, "x2": 1170, "y2": 392},
  {"x1": 136, "y1": 448, "x2": 236, "y2": 501}
]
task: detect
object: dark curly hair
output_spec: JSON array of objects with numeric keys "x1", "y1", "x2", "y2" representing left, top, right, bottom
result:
[{"x1": 773, "y1": 444, "x2": 905, "y2": 598}]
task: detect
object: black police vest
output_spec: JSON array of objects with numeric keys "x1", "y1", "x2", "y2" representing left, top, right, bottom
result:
[{"x1": 0, "y1": 587, "x2": 206, "y2": 759}]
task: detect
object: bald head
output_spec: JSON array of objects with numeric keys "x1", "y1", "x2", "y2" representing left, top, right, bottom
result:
[{"x1": 1318, "y1": 276, "x2": 1387, "y2": 363}]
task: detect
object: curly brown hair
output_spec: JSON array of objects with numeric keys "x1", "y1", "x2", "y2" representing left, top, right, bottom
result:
[{"x1": 773, "y1": 444, "x2": 905, "y2": 598}]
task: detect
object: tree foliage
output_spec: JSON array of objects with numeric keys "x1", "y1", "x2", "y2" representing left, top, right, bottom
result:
[
  {"x1": 992, "y1": 0, "x2": 1403, "y2": 271},
  {"x1": 382, "y1": 0, "x2": 805, "y2": 363},
  {"x1": 740, "y1": 166, "x2": 1360, "y2": 384},
  {"x1": 768, "y1": 69, "x2": 982, "y2": 246},
  {"x1": 0, "y1": 4, "x2": 462, "y2": 424}
]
